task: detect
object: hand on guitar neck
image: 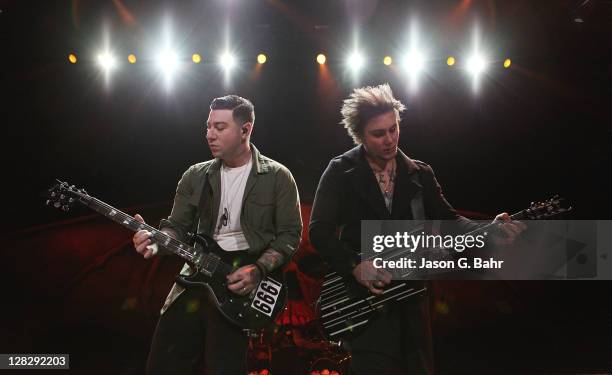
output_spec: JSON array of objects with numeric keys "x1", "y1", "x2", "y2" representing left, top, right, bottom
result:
[
  {"x1": 491, "y1": 212, "x2": 528, "y2": 246},
  {"x1": 132, "y1": 214, "x2": 176, "y2": 259}
]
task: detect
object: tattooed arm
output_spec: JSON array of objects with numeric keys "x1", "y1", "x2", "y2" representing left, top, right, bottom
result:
[{"x1": 255, "y1": 248, "x2": 286, "y2": 278}]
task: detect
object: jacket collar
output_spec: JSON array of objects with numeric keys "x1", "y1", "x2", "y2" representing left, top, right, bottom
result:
[
  {"x1": 340, "y1": 144, "x2": 420, "y2": 175},
  {"x1": 206, "y1": 143, "x2": 270, "y2": 175},
  {"x1": 341, "y1": 144, "x2": 422, "y2": 219}
]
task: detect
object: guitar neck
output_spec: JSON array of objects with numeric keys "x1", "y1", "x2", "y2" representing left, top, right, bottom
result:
[
  {"x1": 464, "y1": 210, "x2": 527, "y2": 237},
  {"x1": 78, "y1": 195, "x2": 197, "y2": 264}
]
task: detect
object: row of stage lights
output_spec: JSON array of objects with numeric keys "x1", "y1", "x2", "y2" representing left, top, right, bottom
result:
[
  {"x1": 68, "y1": 46, "x2": 515, "y2": 94},
  {"x1": 68, "y1": 51, "x2": 512, "y2": 76}
]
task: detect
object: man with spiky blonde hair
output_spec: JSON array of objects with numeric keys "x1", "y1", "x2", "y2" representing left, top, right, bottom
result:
[
  {"x1": 340, "y1": 83, "x2": 406, "y2": 145},
  {"x1": 310, "y1": 83, "x2": 523, "y2": 374}
]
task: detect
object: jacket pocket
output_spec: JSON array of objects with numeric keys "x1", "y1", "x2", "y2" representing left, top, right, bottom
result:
[{"x1": 245, "y1": 195, "x2": 275, "y2": 231}]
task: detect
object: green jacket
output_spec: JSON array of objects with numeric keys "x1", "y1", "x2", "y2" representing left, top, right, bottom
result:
[{"x1": 158, "y1": 144, "x2": 303, "y2": 313}]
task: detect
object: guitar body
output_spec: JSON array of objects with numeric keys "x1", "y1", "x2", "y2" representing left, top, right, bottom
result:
[
  {"x1": 175, "y1": 233, "x2": 287, "y2": 330},
  {"x1": 315, "y1": 197, "x2": 571, "y2": 341},
  {"x1": 317, "y1": 271, "x2": 426, "y2": 340}
]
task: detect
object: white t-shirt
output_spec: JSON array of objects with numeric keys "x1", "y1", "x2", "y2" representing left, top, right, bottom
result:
[{"x1": 214, "y1": 157, "x2": 252, "y2": 251}]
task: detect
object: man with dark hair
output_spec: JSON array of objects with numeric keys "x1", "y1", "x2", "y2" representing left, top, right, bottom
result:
[
  {"x1": 132, "y1": 94, "x2": 303, "y2": 374},
  {"x1": 309, "y1": 84, "x2": 524, "y2": 374}
]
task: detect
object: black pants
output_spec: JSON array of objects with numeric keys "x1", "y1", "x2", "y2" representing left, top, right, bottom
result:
[
  {"x1": 345, "y1": 295, "x2": 433, "y2": 375},
  {"x1": 146, "y1": 288, "x2": 248, "y2": 375}
]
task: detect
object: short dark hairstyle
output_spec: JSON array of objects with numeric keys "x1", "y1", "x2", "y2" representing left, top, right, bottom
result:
[
  {"x1": 210, "y1": 95, "x2": 255, "y2": 126},
  {"x1": 341, "y1": 83, "x2": 405, "y2": 144}
]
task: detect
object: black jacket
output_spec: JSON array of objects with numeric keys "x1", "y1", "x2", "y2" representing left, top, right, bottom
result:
[{"x1": 309, "y1": 145, "x2": 478, "y2": 275}]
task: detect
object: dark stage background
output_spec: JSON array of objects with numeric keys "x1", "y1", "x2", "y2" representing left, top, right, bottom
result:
[{"x1": 3, "y1": 1, "x2": 612, "y2": 374}]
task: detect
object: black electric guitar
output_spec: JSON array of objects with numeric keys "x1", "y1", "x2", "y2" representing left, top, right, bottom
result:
[
  {"x1": 317, "y1": 196, "x2": 571, "y2": 340},
  {"x1": 46, "y1": 180, "x2": 287, "y2": 330}
]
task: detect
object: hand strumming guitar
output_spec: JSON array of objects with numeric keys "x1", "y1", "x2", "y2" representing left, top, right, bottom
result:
[{"x1": 352, "y1": 260, "x2": 392, "y2": 295}]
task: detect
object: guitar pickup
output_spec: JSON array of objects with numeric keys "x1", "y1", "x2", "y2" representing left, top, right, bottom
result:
[{"x1": 194, "y1": 251, "x2": 219, "y2": 277}]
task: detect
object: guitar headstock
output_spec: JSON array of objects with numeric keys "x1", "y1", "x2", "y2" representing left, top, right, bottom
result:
[
  {"x1": 523, "y1": 195, "x2": 572, "y2": 219},
  {"x1": 45, "y1": 180, "x2": 89, "y2": 212}
]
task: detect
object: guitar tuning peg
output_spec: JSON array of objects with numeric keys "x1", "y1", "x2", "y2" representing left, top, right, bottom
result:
[
  {"x1": 45, "y1": 200, "x2": 51, "y2": 206},
  {"x1": 62, "y1": 205, "x2": 70, "y2": 211}
]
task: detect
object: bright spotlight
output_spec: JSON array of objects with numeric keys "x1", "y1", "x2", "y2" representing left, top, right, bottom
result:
[
  {"x1": 219, "y1": 52, "x2": 236, "y2": 70},
  {"x1": 466, "y1": 53, "x2": 487, "y2": 76},
  {"x1": 257, "y1": 53, "x2": 267, "y2": 64},
  {"x1": 157, "y1": 50, "x2": 179, "y2": 75},
  {"x1": 503, "y1": 58, "x2": 511, "y2": 68},
  {"x1": 403, "y1": 51, "x2": 424, "y2": 74},
  {"x1": 447, "y1": 56, "x2": 455, "y2": 66},
  {"x1": 383, "y1": 56, "x2": 392, "y2": 66},
  {"x1": 68, "y1": 53, "x2": 77, "y2": 64},
  {"x1": 316, "y1": 53, "x2": 326, "y2": 65},
  {"x1": 97, "y1": 52, "x2": 117, "y2": 71},
  {"x1": 128, "y1": 54, "x2": 137, "y2": 64},
  {"x1": 192, "y1": 54, "x2": 202, "y2": 64},
  {"x1": 347, "y1": 51, "x2": 364, "y2": 71}
]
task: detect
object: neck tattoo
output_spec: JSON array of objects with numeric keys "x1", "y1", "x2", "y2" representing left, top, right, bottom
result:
[{"x1": 367, "y1": 158, "x2": 396, "y2": 212}]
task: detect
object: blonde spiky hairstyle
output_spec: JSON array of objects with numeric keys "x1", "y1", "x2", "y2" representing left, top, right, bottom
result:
[{"x1": 340, "y1": 83, "x2": 406, "y2": 144}]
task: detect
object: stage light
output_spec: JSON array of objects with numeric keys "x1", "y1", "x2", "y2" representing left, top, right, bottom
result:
[
  {"x1": 503, "y1": 58, "x2": 511, "y2": 68},
  {"x1": 128, "y1": 54, "x2": 137, "y2": 64},
  {"x1": 347, "y1": 51, "x2": 364, "y2": 71},
  {"x1": 219, "y1": 51, "x2": 236, "y2": 70},
  {"x1": 97, "y1": 52, "x2": 117, "y2": 71},
  {"x1": 68, "y1": 54, "x2": 77, "y2": 64},
  {"x1": 192, "y1": 53, "x2": 201, "y2": 64},
  {"x1": 156, "y1": 49, "x2": 179, "y2": 75},
  {"x1": 466, "y1": 53, "x2": 487, "y2": 76},
  {"x1": 402, "y1": 50, "x2": 425, "y2": 74},
  {"x1": 383, "y1": 56, "x2": 392, "y2": 66},
  {"x1": 316, "y1": 53, "x2": 326, "y2": 65},
  {"x1": 257, "y1": 53, "x2": 267, "y2": 64},
  {"x1": 447, "y1": 56, "x2": 455, "y2": 66}
]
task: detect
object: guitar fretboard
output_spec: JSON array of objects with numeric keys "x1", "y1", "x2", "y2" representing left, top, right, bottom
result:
[
  {"x1": 370, "y1": 209, "x2": 530, "y2": 272},
  {"x1": 464, "y1": 210, "x2": 527, "y2": 237},
  {"x1": 80, "y1": 195, "x2": 197, "y2": 263}
]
